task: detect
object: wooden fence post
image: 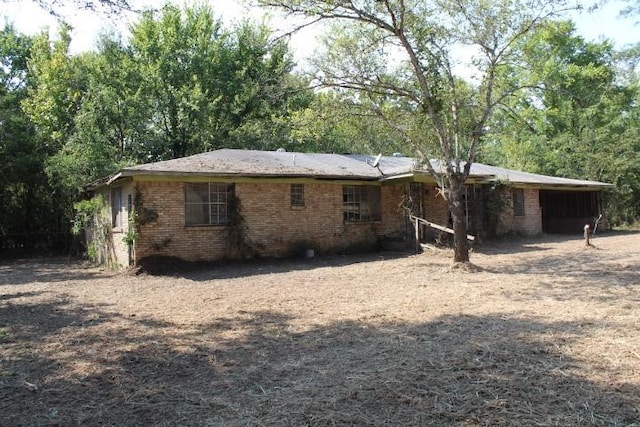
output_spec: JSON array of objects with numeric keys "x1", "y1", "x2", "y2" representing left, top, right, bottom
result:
[{"x1": 584, "y1": 224, "x2": 591, "y2": 247}]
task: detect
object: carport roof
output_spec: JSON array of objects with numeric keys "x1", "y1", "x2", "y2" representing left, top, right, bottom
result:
[{"x1": 464, "y1": 163, "x2": 613, "y2": 189}]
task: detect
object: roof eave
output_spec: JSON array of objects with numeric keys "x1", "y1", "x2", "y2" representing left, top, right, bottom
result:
[
  {"x1": 496, "y1": 181, "x2": 614, "y2": 190},
  {"x1": 109, "y1": 166, "x2": 613, "y2": 189},
  {"x1": 121, "y1": 169, "x2": 380, "y2": 181},
  {"x1": 535, "y1": 184, "x2": 613, "y2": 191}
]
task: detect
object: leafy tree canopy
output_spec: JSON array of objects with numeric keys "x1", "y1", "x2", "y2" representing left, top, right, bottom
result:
[
  {"x1": 483, "y1": 20, "x2": 640, "y2": 224},
  {"x1": 258, "y1": 0, "x2": 579, "y2": 262},
  {"x1": 2, "y1": 4, "x2": 313, "y2": 253}
]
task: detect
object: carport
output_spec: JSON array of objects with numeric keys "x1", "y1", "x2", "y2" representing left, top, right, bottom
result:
[{"x1": 539, "y1": 190, "x2": 605, "y2": 234}]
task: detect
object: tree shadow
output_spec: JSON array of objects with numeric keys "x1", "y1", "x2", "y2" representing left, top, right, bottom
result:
[
  {"x1": 474, "y1": 230, "x2": 640, "y2": 256},
  {"x1": 0, "y1": 257, "x2": 111, "y2": 286},
  {"x1": 2, "y1": 301, "x2": 638, "y2": 425},
  {"x1": 139, "y1": 251, "x2": 411, "y2": 282},
  {"x1": 0, "y1": 294, "x2": 113, "y2": 340},
  {"x1": 474, "y1": 234, "x2": 567, "y2": 255},
  {"x1": 0, "y1": 291, "x2": 45, "y2": 301}
]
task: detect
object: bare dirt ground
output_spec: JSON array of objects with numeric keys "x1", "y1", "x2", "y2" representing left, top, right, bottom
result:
[{"x1": 1, "y1": 232, "x2": 639, "y2": 426}]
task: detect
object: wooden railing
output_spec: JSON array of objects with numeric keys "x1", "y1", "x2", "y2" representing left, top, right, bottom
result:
[{"x1": 409, "y1": 215, "x2": 475, "y2": 244}]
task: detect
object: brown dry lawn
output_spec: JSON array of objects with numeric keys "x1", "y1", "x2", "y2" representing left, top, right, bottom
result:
[{"x1": 1, "y1": 232, "x2": 639, "y2": 426}]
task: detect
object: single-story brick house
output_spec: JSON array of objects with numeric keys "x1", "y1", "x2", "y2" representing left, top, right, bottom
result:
[{"x1": 88, "y1": 149, "x2": 611, "y2": 267}]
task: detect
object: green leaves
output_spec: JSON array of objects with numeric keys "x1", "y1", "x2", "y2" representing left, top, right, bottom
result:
[
  {"x1": 484, "y1": 19, "x2": 640, "y2": 225},
  {"x1": 2, "y1": 5, "x2": 313, "y2": 248},
  {"x1": 127, "y1": 5, "x2": 305, "y2": 158},
  {"x1": 18, "y1": 4, "x2": 309, "y2": 189}
]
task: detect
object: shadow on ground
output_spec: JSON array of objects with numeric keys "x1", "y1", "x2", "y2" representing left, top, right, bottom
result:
[
  {"x1": 2, "y1": 298, "x2": 638, "y2": 426},
  {"x1": 137, "y1": 251, "x2": 411, "y2": 282},
  {"x1": 0, "y1": 258, "x2": 110, "y2": 286},
  {"x1": 475, "y1": 230, "x2": 640, "y2": 255}
]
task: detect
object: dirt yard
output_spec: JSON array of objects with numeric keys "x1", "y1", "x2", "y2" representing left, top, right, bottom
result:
[{"x1": 1, "y1": 232, "x2": 639, "y2": 426}]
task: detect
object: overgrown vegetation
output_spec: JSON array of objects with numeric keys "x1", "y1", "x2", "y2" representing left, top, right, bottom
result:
[
  {"x1": 225, "y1": 194, "x2": 259, "y2": 259},
  {"x1": 122, "y1": 190, "x2": 158, "y2": 264},
  {"x1": 71, "y1": 195, "x2": 115, "y2": 265},
  {"x1": 482, "y1": 182, "x2": 509, "y2": 238}
]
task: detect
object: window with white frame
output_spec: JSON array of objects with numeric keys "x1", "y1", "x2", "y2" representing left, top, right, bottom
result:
[
  {"x1": 291, "y1": 184, "x2": 305, "y2": 207},
  {"x1": 185, "y1": 183, "x2": 234, "y2": 225},
  {"x1": 343, "y1": 185, "x2": 381, "y2": 221}
]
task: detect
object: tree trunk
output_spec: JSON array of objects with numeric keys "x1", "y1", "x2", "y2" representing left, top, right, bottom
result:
[{"x1": 448, "y1": 176, "x2": 470, "y2": 263}]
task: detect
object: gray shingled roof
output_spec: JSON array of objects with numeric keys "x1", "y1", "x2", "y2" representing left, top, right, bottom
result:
[
  {"x1": 122, "y1": 149, "x2": 395, "y2": 179},
  {"x1": 467, "y1": 163, "x2": 612, "y2": 188},
  {"x1": 116, "y1": 148, "x2": 611, "y2": 189}
]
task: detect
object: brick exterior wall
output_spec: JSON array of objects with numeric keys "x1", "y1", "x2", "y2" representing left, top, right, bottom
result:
[
  {"x1": 423, "y1": 185, "x2": 450, "y2": 225},
  {"x1": 103, "y1": 179, "x2": 546, "y2": 266},
  {"x1": 497, "y1": 187, "x2": 542, "y2": 236},
  {"x1": 128, "y1": 180, "x2": 408, "y2": 264},
  {"x1": 412, "y1": 184, "x2": 543, "y2": 240},
  {"x1": 420, "y1": 185, "x2": 451, "y2": 241}
]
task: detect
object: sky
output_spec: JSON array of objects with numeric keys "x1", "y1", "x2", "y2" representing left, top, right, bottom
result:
[
  {"x1": 0, "y1": 0, "x2": 637, "y2": 62},
  {"x1": 0, "y1": 0, "x2": 314, "y2": 54}
]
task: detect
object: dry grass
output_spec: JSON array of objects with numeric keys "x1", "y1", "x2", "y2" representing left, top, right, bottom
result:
[{"x1": 1, "y1": 231, "x2": 639, "y2": 426}]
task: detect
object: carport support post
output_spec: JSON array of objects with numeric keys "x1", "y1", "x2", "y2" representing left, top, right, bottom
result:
[{"x1": 415, "y1": 217, "x2": 420, "y2": 253}]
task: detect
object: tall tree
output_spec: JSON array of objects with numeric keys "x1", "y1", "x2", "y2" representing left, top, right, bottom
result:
[
  {"x1": 44, "y1": 35, "x2": 148, "y2": 189},
  {"x1": 129, "y1": 5, "x2": 309, "y2": 160},
  {"x1": 0, "y1": 24, "x2": 35, "y2": 242},
  {"x1": 0, "y1": 24, "x2": 73, "y2": 251},
  {"x1": 258, "y1": 0, "x2": 574, "y2": 263},
  {"x1": 483, "y1": 21, "x2": 640, "y2": 224},
  {"x1": 14, "y1": 6, "x2": 313, "y2": 252},
  {"x1": 22, "y1": 25, "x2": 103, "y2": 193},
  {"x1": 3, "y1": 0, "x2": 139, "y2": 17},
  {"x1": 22, "y1": 5, "x2": 311, "y2": 188},
  {"x1": 288, "y1": 91, "x2": 413, "y2": 154}
]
